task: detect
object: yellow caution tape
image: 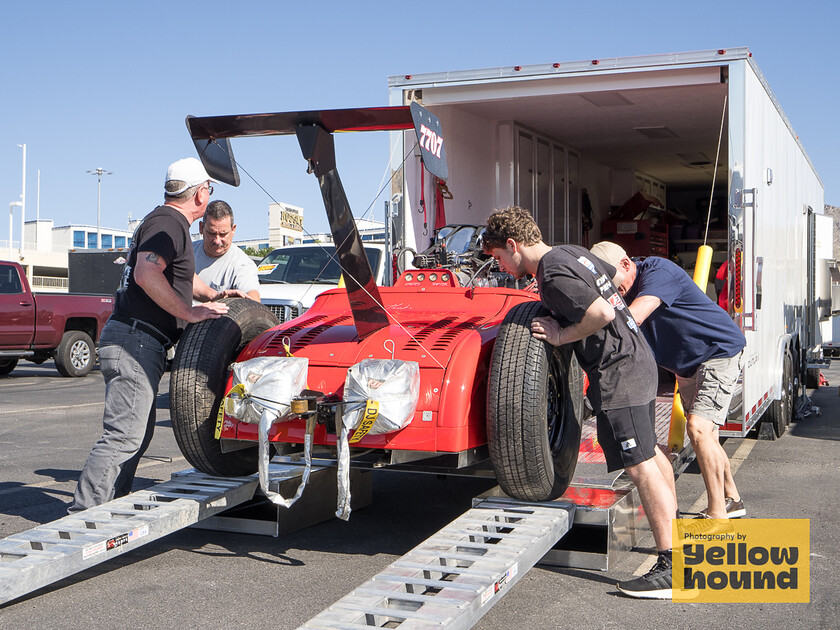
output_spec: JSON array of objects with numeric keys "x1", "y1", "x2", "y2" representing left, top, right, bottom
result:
[
  {"x1": 214, "y1": 402, "x2": 225, "y2": 439},
  {"x1": 216, "y1": 383, "x2": 248, "y2": 439},
  {"x1": 349, "y1": 400, "x2": 379, "y2": 444}
]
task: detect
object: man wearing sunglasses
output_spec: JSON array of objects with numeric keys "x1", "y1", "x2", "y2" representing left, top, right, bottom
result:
[{"x1": 69, "y1": 158, "x2": 246, "y2": 514}]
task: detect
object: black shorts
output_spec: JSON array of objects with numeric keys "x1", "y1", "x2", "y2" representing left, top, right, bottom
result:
[{"x1": 596, "y1": 400, "x2": 657, "y2": 472}]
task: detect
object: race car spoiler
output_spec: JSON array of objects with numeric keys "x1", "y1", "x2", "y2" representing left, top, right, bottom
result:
[{"x1": 186, "y1": 104, "x2": 448, "y2": 339}]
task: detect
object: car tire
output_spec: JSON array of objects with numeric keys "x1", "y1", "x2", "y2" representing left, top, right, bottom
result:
[
  {"x1": 486, "y1": 301, "x2": 585, "y2": 501},
  {"x1": 170, "y1": 298, "x2": 279, "y2": 476},
  {"x1": 55, "y1": 330, "x2": 95, "y2": 377},
  {"x1": 0, "y1": 358, "x2": 18, "y2": 376}
]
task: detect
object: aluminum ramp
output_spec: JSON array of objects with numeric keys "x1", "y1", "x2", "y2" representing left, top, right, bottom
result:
[
  {"x1": 0, "y1": 470, "x2": 259, "y2": 605},
  {"x1": 297, "y1": 498, "x2": 575, "y2": 630}
]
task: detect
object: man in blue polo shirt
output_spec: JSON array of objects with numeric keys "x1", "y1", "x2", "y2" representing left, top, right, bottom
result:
[{"x1": 591, "y1": 241, "x2": 746, "y2": 525}]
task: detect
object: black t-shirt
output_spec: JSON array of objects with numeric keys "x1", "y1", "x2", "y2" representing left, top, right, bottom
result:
[
  {"x1": 537, "y1": 245, "x2": 657, "y2": 410},
  {"x1": 115, "y1": 205, "x2": 194, "y2": 341}
]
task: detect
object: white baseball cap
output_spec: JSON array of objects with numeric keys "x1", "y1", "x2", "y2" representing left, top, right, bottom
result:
[
  {"x1": 165, "y1": 157, "x2": 215, "y2": 195},
  {"x1": 590, "y1": 241, "x2": 628, "y2": 268}
]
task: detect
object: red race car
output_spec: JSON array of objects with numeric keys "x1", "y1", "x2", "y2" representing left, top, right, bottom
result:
[{"x1": 170, "y1": 105, "x2": 585, "y2": 503}]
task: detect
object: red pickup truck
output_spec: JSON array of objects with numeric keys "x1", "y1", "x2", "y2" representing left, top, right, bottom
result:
[{"x1": 0, "y1": 261, "x2": 114, "y2": 377}]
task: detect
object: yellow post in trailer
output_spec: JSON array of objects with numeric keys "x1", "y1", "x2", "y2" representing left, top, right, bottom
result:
[
  {"x1": 667, "y1": 245, "x2": 714, "y2": 452},
  {"x1": 668, "y1": 94, "x2": 726, "y2": 453}
]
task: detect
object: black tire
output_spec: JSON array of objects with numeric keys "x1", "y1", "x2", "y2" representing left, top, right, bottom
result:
[
  {"x1": 0, "y1": 358, "x2": 18, "y2": 376},
  {"x1": 54, "y1": 330, "x2": 95, "y2": 377},
  {"x1": 765, "y1": 352, "x2": 794, "y2": 438},
  {"x1": 170, "y1": 298, "x2": 279, "y2": 476},
  {"x1": 805, "y1": 366, "x2": 820, "y2": 389},
  {"x1": 487, "y1": 301, "x2": 585, "y2": 501}
]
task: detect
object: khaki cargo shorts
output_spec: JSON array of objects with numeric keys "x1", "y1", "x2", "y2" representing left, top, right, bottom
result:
[{"x1": 675, "y1": 351, "x2": 744, "y2": 426}]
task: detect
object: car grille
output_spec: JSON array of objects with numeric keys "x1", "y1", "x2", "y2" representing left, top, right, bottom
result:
[{"x1": 266, "y1": 304, "x2": 304, "y2": 323}]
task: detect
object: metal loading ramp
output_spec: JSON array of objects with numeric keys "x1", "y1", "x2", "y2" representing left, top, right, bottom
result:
[
  {"x1": 297, "y1": 498, "x2": 575, "y2": 630},
  {"x1": 0, "y1": 471, "x2": 259, "y2": 605}
]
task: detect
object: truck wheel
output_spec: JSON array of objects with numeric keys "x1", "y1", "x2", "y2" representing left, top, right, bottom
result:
[
  {"x1": 766, "y1": 352, "x2": 794, "y2": 438},
  {"x1": 0, "y1": 358, "x2": 18, "y2": 376},
  {"x1": 487, "y1": 301, "x2": 585, "y2": 501},
  {"x1": 805, "y1": 366, "x2": 820, "y2": 389},
  {"x1": 55, "y1": 331, "x2": 95, "y2": 377},
  {"x1": 170, "y1": 298, "x2": 279, "y2": 476}
]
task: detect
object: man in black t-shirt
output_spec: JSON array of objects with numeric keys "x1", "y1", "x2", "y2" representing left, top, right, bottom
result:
[
  {"x1": 483, "y1": 207, "x2": 677, "y2": 599},
  {"x1": 70, "y1": 158, "x2": 246, "y2": 514},
  {"x1": 591, "y1": 241, "x2": 747, "y2": 522}
]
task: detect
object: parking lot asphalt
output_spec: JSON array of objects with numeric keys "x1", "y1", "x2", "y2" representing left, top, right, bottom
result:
[{"x1": 0, "y1": 359, "x2": 838, "y2": 629}]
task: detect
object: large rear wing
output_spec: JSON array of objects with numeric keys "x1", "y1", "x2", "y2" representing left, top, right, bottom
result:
[{"x1": 186, "y1": 103, "x2": 448, "y2": 338}]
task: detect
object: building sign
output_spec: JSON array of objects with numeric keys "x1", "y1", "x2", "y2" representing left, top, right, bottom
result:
[{"x1": 281, "y1": 210, "x2": 303, "y2": 231}]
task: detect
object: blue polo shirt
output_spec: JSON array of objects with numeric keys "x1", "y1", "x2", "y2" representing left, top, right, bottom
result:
[{"x1": 626, "y1": 257, "x2": 746, "y2": 377}]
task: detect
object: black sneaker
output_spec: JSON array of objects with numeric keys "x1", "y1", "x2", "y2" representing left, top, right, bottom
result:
[{"x1": 617, "y1": 553, "x2": 672, "y2": 599}]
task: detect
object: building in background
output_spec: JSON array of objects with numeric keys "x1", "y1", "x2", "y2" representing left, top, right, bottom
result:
[
  {"x1": 303, "y1": 218, "x2": 386, "y2": 244},
  {"x1": 1, "y1": 220, "x2": 135, "y2": 293},
  {"x1": 269, "y1": 202, "x2": 304, "y2": 246},
  {"x1": 3, "y1": 200, "x2": 315, "y2": 292}
]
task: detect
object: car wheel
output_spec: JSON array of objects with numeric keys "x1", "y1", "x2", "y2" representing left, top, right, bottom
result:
[
  {"x1": 487, "y1": 301, "x2": 585, "y2": 501},
  {"x1": 55, "y1": 331, "x2": 94, "y2": 377},
  {"x1": 170, "y1": 298, "x2": 279, "y2": 476},
  {"x1": 0, "y1": 358, "x2": 18, "y2": 376}
]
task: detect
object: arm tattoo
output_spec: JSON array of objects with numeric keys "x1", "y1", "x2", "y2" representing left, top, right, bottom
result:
[{"x1": 144, "y1": 252, "x2": 163, "y2": 267}]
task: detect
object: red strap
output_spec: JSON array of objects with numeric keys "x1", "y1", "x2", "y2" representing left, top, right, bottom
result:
[
  {"x1": 418, "y1": 165, "x2": 427, "y2": 235},
  {"x1": 434, "y1": 177, "x2": 447, "y2": 230}
]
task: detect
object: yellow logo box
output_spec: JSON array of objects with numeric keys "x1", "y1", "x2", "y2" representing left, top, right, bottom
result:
[{"x1": 672, "y1": 519, "x2": 809, "y2": 603}]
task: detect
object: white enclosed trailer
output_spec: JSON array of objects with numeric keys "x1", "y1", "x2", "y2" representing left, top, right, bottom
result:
[{"x1": 387, "y1": 47, "x2": 832, "y2": 439}]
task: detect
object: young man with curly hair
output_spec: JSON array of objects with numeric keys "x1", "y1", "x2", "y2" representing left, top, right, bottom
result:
[{"x1": 483, "y1": 207, "x2": 677, "y2": 599}]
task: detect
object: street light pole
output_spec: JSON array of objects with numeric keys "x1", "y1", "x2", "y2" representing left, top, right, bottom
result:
[
  {"x1": 9, "y1": 202, "x2": 22, "y2": 260},
  {"x1": 87, "y1": 167, "x2": 113, "y2": 248},
  {"x1": 17, "y1": 144, "x2": 25, "y2": 256}
]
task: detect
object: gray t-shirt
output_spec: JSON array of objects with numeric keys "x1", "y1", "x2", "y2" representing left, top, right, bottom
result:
[{"x1": 193, "y1": 241, "x2": 260, "y2": 296}]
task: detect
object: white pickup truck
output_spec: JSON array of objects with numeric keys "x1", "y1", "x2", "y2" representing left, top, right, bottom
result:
[{"x1": 257, "y1": 243, "x2": 387, "y2": 323}]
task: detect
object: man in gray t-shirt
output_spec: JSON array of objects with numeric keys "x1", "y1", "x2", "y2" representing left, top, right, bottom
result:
[{"x1": 193, "y1": 200, "x2": 260, "y2": 301}]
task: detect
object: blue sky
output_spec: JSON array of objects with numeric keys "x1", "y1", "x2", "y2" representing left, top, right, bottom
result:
[{"x1": 2, "y1": 1, "x2": 838, "y2": 243}]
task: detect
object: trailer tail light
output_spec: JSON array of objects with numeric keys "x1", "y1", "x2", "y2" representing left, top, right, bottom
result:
[{"x1": 733, "y1": 249, "x2": 743, "y2": 312}]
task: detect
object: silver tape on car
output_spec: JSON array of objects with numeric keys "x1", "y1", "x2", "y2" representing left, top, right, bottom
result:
[
  {"x1": 342, "y1": 359, "x2": 420, "y2": 435},
  {"x1": 226, "y1": 356, "x2": 310, "y2": 507}
]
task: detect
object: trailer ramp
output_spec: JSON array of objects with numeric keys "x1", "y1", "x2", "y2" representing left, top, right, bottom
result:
[
  {"x1": 297, "y1": 498, "x2": 574, "y2": 630},
  {"x1": 0, "y1": 470, "x2": 259, "y2": 605}
]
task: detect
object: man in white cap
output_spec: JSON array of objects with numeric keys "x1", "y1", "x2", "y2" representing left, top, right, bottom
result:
[
  {"x1": 69, "y1": 157, "x2": 247, "y2": 513},
  {"x1": 589, "y1": 241, "x2": 746, "y2": 525}
]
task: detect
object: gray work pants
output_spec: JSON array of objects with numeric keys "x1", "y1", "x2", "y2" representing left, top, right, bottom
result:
[{"x1": 68, "y1": 319, "x2": 167, "y2": 513}]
